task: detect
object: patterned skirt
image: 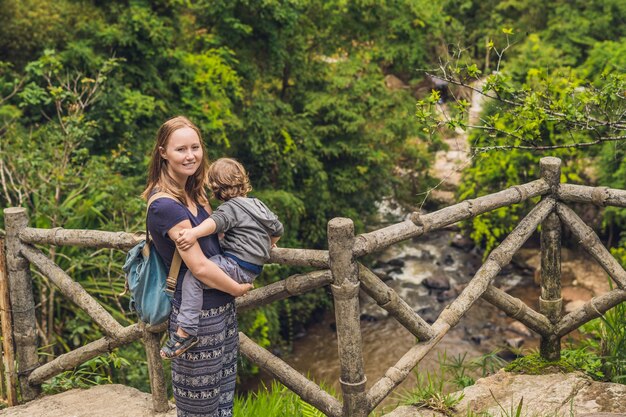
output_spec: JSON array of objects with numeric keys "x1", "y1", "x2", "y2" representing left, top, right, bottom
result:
[{"x1": 169, "y1": 301, "x2": 238, "y2": 417}]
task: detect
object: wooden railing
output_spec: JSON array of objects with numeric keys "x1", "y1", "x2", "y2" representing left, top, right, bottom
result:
[{"x1": 3, "y1": 156, "x2": 626, "y2": 416}]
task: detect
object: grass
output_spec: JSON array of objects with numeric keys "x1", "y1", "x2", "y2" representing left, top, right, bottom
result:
[
  {"x1": 42, "y1": 353, "x2": 130, "y2": 394},
  {"x1": 234, "y1": 380, "x2": 330, "y2": 417},
  {"x1": 397, "y1": 351, "x2": 502, "y2": 417},
  {"x1": 577, "y1": 280, "x2": 626, "y2": 383},
  {"x1": 464, "y1": 395, "x2": 576, "y2": 417},
  {"x1": 400, "y1": 370, "x2": 464, "y2": 416},
  {"x1": 504, "y1": 348, "x2": 604, "y2": 380}
]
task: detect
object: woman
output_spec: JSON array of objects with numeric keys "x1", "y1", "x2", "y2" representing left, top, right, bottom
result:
[{"x1": 142, "y1": 116, "x2": 252, "y2": 416}]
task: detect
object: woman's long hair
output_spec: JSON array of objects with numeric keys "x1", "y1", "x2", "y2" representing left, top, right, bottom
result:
[{"x1": 142, "y1": 116, "x2": 209, "y2": 206}]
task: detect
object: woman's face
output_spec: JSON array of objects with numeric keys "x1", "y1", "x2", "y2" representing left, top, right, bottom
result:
[{"x1": 159, "y1": 127, "x2": 203, "y2": 185}]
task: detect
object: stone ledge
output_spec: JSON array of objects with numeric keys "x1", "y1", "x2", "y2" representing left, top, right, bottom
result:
[
  {"x1": 384, "y1": 371, "x2": 626, "y2": 416},
  {"x1": 0, "y1": 384, "x2": 177, "y2": 417}
]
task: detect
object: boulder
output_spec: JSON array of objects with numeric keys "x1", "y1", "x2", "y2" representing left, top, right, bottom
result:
[
  {"x1": 565, "y1": 299, "x2": 587, "y2": 313},
  {"x1": 450, "y1": 233, "x2": 474, "y2": 252},
  {"x1": 0, "y1": 384, "x2": 177, "y2": 417},
  {"x1": 384, "y1": 407, "x2": 447, "y2": 417},
  {"x1": 422, "y1": 274, "x2": 451, "y2": 290},
  {"x1": 384, "y1": 74, "x2": 409, "y2": 90},
  {"x1": 457, "y1": 371, "x2": 626, "y2": 415},
  {"x1": 508, "y1": 321, "x2": 532, "y2": 337},
  {"x1": 372, "y1": 267, "x2": 392, "y2": 281},
  {"x1": 437, "y1": 283, "x2": 465, "y2": 303},
  {"x1": 383, "y1": 371, "x2": 626, "y2": 416},
  {"x1": 505, "y1": 337, "x2": 525, "y2": 349}
]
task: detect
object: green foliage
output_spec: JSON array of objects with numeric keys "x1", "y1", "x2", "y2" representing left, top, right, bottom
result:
[
  {"x1": 169, "y1": 48, "x2": 243, "y2": 147},
  {"x1": 400, "y1": 358, "x2": 465, "y2": 416},
  {"x1": 303, "y1": 53, "x2": 434, "y2": 224},
  {"x1": 578, "y1": 282, "x2": 626, "y2": 383},
  {"x1": 418, "y1": 13, "x2": 626, "y2": 251},
  {"x1": 397, "y1": 351, "x2": 506, "y2": 416},
  {"x1": 402, "y1": 373, "x2": 464, "y2": 416},
  {"x1": 504, "y1": 349, "x2": 604, "y2": 381},
  {"x1": 442, "y1": 351, "x2": 507, "y2": 388},
  {"x1": 0, "y1": 0, "x2": 93, "y2": 68},
  {"x1": 234, "y1": 380, "x2": 330, "y2": 417},
  {"x1": 42, "y1": 352, "x2": 130, "y2": 395}
]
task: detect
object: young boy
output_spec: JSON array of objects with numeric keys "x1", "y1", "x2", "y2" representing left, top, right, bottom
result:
[{"x1": 160, "y1": 157, "x2": 283, "y2": 358}]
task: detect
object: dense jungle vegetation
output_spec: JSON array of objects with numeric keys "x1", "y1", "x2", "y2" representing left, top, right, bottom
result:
[{"x1": 0, "y1": 0, "x2": 625, "y2": 394}]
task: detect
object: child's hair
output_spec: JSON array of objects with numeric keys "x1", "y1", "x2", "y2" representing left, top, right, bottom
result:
[{"x1": 207, "y1": 158, "x2": 252, "y2": 201}]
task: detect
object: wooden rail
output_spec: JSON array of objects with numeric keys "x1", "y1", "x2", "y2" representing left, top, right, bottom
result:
[{"x1": 2, "y1": 156, "x2": 626, "y2": 416}]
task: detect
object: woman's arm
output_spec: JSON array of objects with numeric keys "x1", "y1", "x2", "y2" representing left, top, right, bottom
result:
[{"x1": 167, "y1": 219, "x2": 251, "y2": 296}]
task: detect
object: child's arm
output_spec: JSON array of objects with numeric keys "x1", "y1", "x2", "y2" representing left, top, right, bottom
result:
[
  {"x1": 168, "y1": 221, "x2": 252, "y2": 296},
  {"x1": 270, "y1": 235, "x2": 281, "y2": 248},
  {"x1": 176, "y1": 218, "x2": 218, "y2": 251}
]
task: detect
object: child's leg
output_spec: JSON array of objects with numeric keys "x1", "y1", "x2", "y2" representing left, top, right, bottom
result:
[
  {"x1": 233, "y1": 264, "x2": 256, "y2": 284},
  {"x1": 176, "y1": 269, "x2": 206, "y2": 336},
  {"x1": 161, "y1": 270, "x2": 204, "y2": 359},
  {"x1": 209, "y1": 254, "x2": 257, "y2": 284}
]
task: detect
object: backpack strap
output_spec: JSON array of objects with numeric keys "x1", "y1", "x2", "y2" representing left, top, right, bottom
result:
[{"x1": 146, "y1": 192, "x2": 183, "y2": 296}]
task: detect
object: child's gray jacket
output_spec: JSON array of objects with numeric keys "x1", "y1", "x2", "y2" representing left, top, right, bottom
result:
[{"x1": 210, "y1": 197, "x2": 284, "y2": 266}]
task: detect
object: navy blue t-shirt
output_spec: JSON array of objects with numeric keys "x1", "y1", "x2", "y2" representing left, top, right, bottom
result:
[{"x1": 147, "y1": 197, "x2": 233, "y2": 309}]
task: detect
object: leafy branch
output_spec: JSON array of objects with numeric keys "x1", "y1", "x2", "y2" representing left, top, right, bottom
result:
[{"x1": 417, "y1": 31, "x2": 626, "y2": 153}]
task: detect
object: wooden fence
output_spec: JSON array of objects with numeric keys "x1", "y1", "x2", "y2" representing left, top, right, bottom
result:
[{"x1": 2, "y1": 156, "x2": 626, "y2": 416}]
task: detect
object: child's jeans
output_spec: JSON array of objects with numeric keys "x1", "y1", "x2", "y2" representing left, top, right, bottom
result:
[{"x1": 177, "y1": 254, "x2": 257, "y2": 336}]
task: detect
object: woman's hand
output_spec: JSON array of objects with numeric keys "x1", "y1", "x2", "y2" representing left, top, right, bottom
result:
[
  {"x1": 168, "y1": 220, "x2": 246, "y2": 295},
  {"x1": 232, "y1": 283, "x2": 253, "y2": 297}
]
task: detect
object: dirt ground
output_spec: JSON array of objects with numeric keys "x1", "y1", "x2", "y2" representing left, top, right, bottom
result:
[{"x1": 0, "y1": 384, "x2": 177, "y2": 417}]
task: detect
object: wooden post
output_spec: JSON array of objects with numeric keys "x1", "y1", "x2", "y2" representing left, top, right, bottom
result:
[
  {"x1": 539, "y1": 157, "x2": 562, "y2": 360},
  {"x1": 142, "y1": 328, "x2": 169, "y2": 413},
  {"x1": 0, "y1": 350, "x2": 3, "y2": 404},
  {"x1": 328, "y1": 218, "x2": 368, "y2": 417},
  {"x1": 0, "y1": 239, "x2": 18, "y2": 405},
  {"x1": 3, "y1": 208, "x2": 40, "y2": 401},
  {"x1": 0, "y1": 241, "x2": 6, "y2": 403}
]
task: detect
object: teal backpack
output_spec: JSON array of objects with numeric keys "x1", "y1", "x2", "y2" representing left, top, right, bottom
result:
[{"x1": 123, "y1": 193, "x2": 182, "y2": 325}]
